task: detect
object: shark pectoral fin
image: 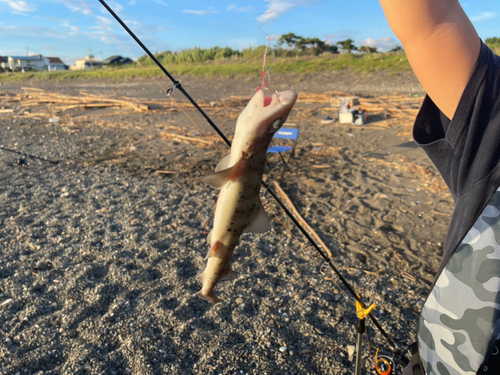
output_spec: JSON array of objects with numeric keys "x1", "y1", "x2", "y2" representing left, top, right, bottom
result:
[
  {"x1": 205, "y1": 240, "x2": 226, "y2": 260},
  {"x1": 215, "y1": 153, "x2": 232, "y2": 172},
  {"x1": 243, "y1": 200, "x2": 271, "y2": 233},
  {"x1": 195, "y1": 290, "x2": 223, "y2": 304},
  {"x1": 200, "y1": 164, "x2": 237, "y2": 189},
  {"x1": 219, "y1": 266, "x2": 237, "y2": 282}
]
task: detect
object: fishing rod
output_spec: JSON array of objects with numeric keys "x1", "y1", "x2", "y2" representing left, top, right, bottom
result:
[
  {"x1": 98, "y1": 0, "x2": 408, "y2": 366},
  {"x1": 0, "y1": 145, "x2": 60, "y2": 164}
]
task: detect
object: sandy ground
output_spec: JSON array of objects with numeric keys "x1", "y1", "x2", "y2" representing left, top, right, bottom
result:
[{"x1": 0, "y1": 72, "x2": 453, "y2": 374}]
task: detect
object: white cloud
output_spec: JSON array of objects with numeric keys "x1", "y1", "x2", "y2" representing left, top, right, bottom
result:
[
  {"x1": 67, "y1": 25, "x2": 80, "y2": 36},
  {"x1": 83, "y1": 29, "x2": 116, "y2": 44},
  {"x1": 0, "y1": 25, "x2": 63, "y2": 38},
  {"x1": 34, "y1": 15, "x2": 72, "y2": 27},
  {"x1": 324, "y1": 32, "x2": 353, "y2": 45},
  {"x1": 470, "y1": 12, "x2": 497, "y2": 21},
  {"x1": 97, "y1": 15, "x2": 114, "y2": 26},
  {"x1": 227, "y1": 4, "x2": 253, "y2": 12},
  {"x1": 124, "y1": 19, "x2": 140, "y2": 26},
  {"x1": 153, "y1": 0, "x2": 167, "y2": 5},
  {"x1": 100, "y1": 0, "x2": 124, "y2": 14},
  {"x1": 49, "y1": 0, "x2": 90, "y2": 15},
  {"x1": 128, "y1": 0, "x2": 135, "y2": 4},
  {"x1": 0, "y1": 0, "x2": 36, "y2": 13},
  {"x1": 358, "y1": 37, "x2": 398, "y2": 52},
  {"x1": 182, "y1": 9, "x2": 218, "y2": 15},
  {"x1": 256, "y1": 0, "x2": 320, "y2": 22}
]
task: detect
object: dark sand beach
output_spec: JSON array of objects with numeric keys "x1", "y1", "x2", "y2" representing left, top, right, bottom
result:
[{"x1": 0, "y1": 72, "x2": 453, "y2": 374}]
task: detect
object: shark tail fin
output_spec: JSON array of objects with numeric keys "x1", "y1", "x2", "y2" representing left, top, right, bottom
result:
[{"x1": 194, "y1": 289, "x2": 223, "y2": 304}]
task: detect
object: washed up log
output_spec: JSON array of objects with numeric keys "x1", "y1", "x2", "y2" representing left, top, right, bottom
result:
[
  {"x1": 154, "y1": 170, "x2": 177, "y2": 175},
  {"x1": 21, "y1": 87, "x2": 45, "y2": 91},
  {"x1": 311, "y1": 165, "x2": 331, "y2": 169},
  {"x1": 0, "y1": 109, "x2": 14, "y2": 113},
  {"x1": 20, "y1": 91, "x2": 148, "y2": 112},
  {"x1": 160, "y1": 132, "x2": 213, "y2": 145},
  {"x1": 54, "y1": 103, "x2": 121, "y2": 110},
  {"x1": 271, "y1": 181, "x2": 333, "y2": 259}
]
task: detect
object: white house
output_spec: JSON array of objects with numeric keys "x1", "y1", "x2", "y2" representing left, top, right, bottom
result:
[
  {"x1": 47, "y1": 57, "x2": 66, "y2": 71},
  {"x1": 8, "y1": 55, "x2": 47, "y2": 71}
]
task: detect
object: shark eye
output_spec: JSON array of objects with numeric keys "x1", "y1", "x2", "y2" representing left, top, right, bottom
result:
[{"x1": 271, "y1": 119, "x2": 283, "y2": 131}]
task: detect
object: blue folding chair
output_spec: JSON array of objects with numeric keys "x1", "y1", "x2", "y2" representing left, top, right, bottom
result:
[{"x1": 267, "y1": 124, "x2": 299, "y2": 173}]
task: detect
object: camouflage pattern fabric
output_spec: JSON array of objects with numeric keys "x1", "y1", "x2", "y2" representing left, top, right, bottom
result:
[{"x1": 418, "y1": 189, "x2": 500, "y2": 374}]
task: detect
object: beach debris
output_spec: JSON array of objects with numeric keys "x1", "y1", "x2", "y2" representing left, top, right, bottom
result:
[
  {"x1": 1, "y1": 298, "x2": 13, "y2": 306},
  {"x1": 320, "y1": 116, "x2": 335, "y2": 124},
  {"x1": 279, "y1": 345, "x2": 288, "y2": 352},
  {"x1": 347, "y1": 344, "x2": 356, "y2": 361},
  {"x1": 195, "y1": 89, "x2": 298, "y2": 304},
  {"x1": 271, "y1": 181, "x2": 333, "y2": 259}
]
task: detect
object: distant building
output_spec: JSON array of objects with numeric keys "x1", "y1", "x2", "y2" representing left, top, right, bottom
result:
[
  {"x1": 70, "y1": 54, "x2": 103, "y2": 70},
  {"x1": 0, "y1": 56, "x2": 7, "y2": 70},
  {"x1": 7, "y1": 55, "x2": 47, "y2": 71},
  {"x1": 47, "y1": 57, "x2": 66, "y2": 71},
  {"x1": 103, "y1": 55, "x2": 134, "y2": 66}
]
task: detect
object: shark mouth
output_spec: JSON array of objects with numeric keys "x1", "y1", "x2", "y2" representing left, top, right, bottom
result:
[{"x1": 263, "y1": 94, "x2": 273, "y2": 107}]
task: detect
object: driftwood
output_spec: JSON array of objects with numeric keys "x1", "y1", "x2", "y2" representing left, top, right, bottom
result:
[
  {"x1": 160, "y1": 132, "x2": 214, "y2": 145},
  {"x1": 271, "y1": 181, "x2": 333, "y2": 259},
  {"x1": 1, "y1": 88, "x2": 423, "y2": 130}
]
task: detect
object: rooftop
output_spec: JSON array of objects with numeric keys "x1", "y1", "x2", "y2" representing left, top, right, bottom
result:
[
  {"x1": 10, "y1": 56, "x2": 44, "y2": 61},
  {"x1": 48, "y1": 57, "x2": 65, "y2": 64}
]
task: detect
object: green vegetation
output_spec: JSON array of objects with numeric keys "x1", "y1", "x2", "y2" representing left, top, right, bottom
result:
[
  {"x1": 485, "y1": 37, "x2": 500, "y2": 49},
  {"x1": 485, "y1": 37, "x2": 500, "y2": 55},
  {"x1": 0, "y1": 33, "x2": 411, "y2": 83},
  {"x1": 0, "y1": 52, "x2": 410, "y2": 83}
]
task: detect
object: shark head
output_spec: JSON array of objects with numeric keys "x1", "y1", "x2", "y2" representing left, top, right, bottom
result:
[{"x1": 232, "y1": 89, "x2": 298, "y2": 154}]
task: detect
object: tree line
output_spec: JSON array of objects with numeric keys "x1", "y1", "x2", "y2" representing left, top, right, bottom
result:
[
  {"x1": 276, "y1": 33, "x2": 399, "y2": 54},
  {"x1": 138, "y1": 33, "x2": 500, "y2": 66}
]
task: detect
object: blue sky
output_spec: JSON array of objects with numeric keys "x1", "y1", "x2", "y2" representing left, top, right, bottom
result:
[{"x1": 0, "y1": 0, "x2": 498, "y2": 65}]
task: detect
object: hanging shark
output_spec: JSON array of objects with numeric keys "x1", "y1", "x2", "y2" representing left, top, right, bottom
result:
[{"x1": 196, "y1": 89, "x2": 298, "y2": 303}]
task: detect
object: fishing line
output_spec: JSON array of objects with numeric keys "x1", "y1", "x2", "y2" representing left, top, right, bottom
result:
[
  {"x1": 94, "y1": 0, "x2": 408, "y2": 366},
  {"x1": 257, "y1": 18, "x2": 275, "y2": 92}
]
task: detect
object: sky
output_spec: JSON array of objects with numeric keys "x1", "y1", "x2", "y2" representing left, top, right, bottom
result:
[{"x1": 0, "y1": 0, "x2": 499, "y2": 65}]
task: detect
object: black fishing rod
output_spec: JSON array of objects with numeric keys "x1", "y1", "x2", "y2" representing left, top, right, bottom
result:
[
  {"x1": 0, "y1": 145, "x2": 60, "y2": 164},
  {"x1": 99, "y1": 0, "x2": 408, "y2": 366}
]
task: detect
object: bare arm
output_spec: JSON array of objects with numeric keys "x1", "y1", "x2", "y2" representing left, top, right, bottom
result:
[{"x1": 379, "y1": 0, "x2": 481, "y2": 119}]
